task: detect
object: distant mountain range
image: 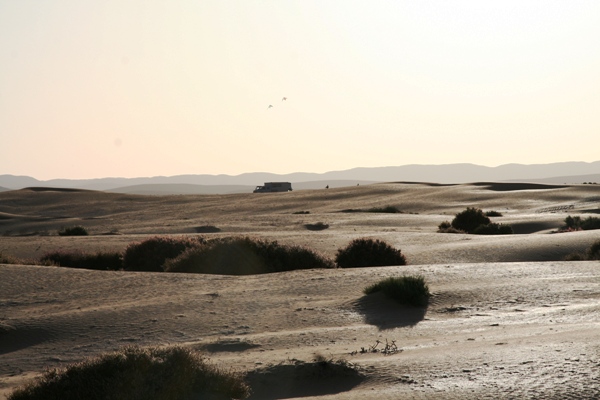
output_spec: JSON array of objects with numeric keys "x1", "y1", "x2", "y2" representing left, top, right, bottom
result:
[{"x1": 1, "y1": 161, "x2": 599, "y2": 195}]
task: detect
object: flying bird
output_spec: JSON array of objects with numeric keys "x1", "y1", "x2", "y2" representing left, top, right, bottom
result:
[
  {"x1": 268, "y1": 105, "x2": 273, "y2": 109},
  {"x1": 282, "y1": 97, "x2": 287, "y2": 101}
]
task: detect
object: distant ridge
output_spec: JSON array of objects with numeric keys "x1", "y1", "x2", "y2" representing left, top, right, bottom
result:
[{"x1": 1, "y1": 161, "x2": 598, "y2": 194}]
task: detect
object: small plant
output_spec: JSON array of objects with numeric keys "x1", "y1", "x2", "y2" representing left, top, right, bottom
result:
[
  {"x1": 164, "y1": 236, "x2": 335, "y2": 275},
  {"x1": 122, "y1": 236, "x2": 205, "y2": 272},
  {"x1": 40, "y1": 251, "x2": 123, "y2": 271},
  {"x1": 8, "y1": 345, "x2": 250, "y2": 400},
  {"x1": 194, "y1": 225, "x2": 221, "y2": 233},
  {"x1": 335, "y1": 238, "x2": 407, "y2": 268},
  {"x1": 304, "y1": 222, "x2": 329, "y2": 231},
  {"x1": 0, "y1": 251, "x2": 32, "y2": 265},
  {"x1": 587, "y1": 240, "x2": 600, "y2": 260},
  {"x1": 368, "y1": 205, "x2": 402, "y2": 213},
  {"x1": 57, "y1": 226, "x2": 88, "y2": 236},
  {"x1": 364, "y1": 275, "x2": 430, "y2": 307},
  {"x1": 451, "y1": 208, "x2": 491, "y2": 233},
  {"x1": 562, "y1": 215, "x2": 600, "y2": 231},
  {"x1": 437, "y1": 221, "x2": 464, "y2": 233},
  {"x1": 485, "y1": 210, "x2": 503, "y2": 217},
  {"x1": 471, "y1": 223, "x2": 513, "y2": 235}
]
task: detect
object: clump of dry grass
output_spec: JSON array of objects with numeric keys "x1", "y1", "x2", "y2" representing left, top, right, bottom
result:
[
  {"x1": 123, "y1": 236, "x2": 206, "y2": 272},
  {"x1": 335, "y1": 238, "x2": 407, "y2": 268},
  {"x1": 164, "y1": 236, "x2": 335, "y2": 275},
  {"x1": 364, "y1": 275, "x2": 430, "y2": 307},
  {"x1": 40, "y1": 251, "x2": 122, "y2": 271},
  {"x1": 8, "y1": 345, "x2": 250, "y2": 400}
]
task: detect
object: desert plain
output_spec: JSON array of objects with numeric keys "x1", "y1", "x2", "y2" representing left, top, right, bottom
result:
[{"x1": 0, "y1": 181, "x2": 599, "y2": 399}]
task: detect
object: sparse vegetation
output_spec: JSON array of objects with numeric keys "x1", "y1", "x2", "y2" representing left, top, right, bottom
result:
[
  {"x1": 588, "y1": 240, "x2": 600, "y2": 260},
  {"x1": 441, "y1": 207, "x2": 513, "y2": 235},
  {"x1": 472, "y1": 223, "x2": 513, "y2": 235},
  {"x1": 562, "y1": 215, "x2": 600, "y2": 231},
  {"x1": 335, "y1": 238, "x2": 407, "y2": 268},
  {"x1": 437, "y1": 221, "x2": 464, "y2": 233},
  {"x1": 485, "y1": 210, "x2": 503, "y2": 217},
  {"x1": 563, "y1": 240, "x2": 600, "y2": 261},
  {"x1": 8, "y1": 345, "x2": 250, "y2": 400},
  {"x1": 451, "y1": 207, "x2": 491, "y2": 233},
  {"x1": 57, "y1": 226, "x2": 88, "y2": 236},
  {"x1": 40, "y1": 251, "x2": 123, "y2": 271},
  {"x1": 0, "y1": 251, "x2": 33, "y2": 265},
  {"x1": 304, "y1": 222, "x2": 329, "y2": 231},
  {"x1": 122, "y1": 236, "x2": 205, "y2": 272},
  {"x1": 164, "y1": 236, "x2": 335, "y2": 275},
  {"x1": 194, "y1": 225, "x2": 221, "y2": 233},
  {"x1": 364, "y1": 275, "x2": 430, "y2": 307},
  {"x1": 368, "y1": 205, "x2": 402, "y2": 213}
]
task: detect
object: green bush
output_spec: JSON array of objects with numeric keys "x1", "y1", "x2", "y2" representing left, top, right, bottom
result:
[
  {"x1": 58, "y1": 226, "x2": 88, "y2": 236},
  {"x1": 164, "y1": 236, "x2": 335, "y2": 275},
  {"x1": 364, "y1": 275, "x2": 430, "y2": 307},
  {"x1": 471, "y1": 223, "x2": 513, "y2": 235},
  {"x1": 451, "y1": 208, "x2": 491, "y2": 233},
  {"x1": 41, "y1": 251, "x2": 122, "y2": 271},
  {"x1": 335, "y1": 238, "x2": 407, "y2": 268},
  {"x1": 122, "y1": 236, "x2": 205, "y2": 272},
  {"x1": 8, "y1": 345, "x2": 250, "y2": 400}
]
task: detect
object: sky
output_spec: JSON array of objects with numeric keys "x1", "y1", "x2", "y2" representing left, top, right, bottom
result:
[{"x1": 1, "y1": 1, "x2": 599, "y2": 180}]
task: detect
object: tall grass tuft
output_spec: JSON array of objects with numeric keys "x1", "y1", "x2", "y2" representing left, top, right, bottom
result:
[
  {"x1": 122, "y1": 236, "x2": 205, "y2": 272},
  {"x1": 164, "y1": 236, "x2": 335, "y2": 275},
  {"x1": 364, "y1": 275, "x2": 430, "y2": 307},
  {"x1": 335, "y1": 238, "x2": 407, "y2": 268},
  {"x1": 41, "y1": 251, "x2": 122, "y2": 271},
  {"x1": 8, "y1": 345, "x2": 250, "y2": 400}
]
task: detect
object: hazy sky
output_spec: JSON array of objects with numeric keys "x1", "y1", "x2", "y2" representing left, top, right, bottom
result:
[{"x1": 1, "y1": 1, "x2": 599, "y2": 180}]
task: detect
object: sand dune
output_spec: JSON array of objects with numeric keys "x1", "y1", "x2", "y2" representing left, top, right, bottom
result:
[{"x1": 1, "y1": 182, "x2": 599, "y2": 398}]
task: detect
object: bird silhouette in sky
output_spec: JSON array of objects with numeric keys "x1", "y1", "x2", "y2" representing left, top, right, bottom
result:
[
  {"x1": 268, "y1": 105, "x2": 273, "y2": 109},
  {"x1": 282, "y1": 97, "x2": 287, "y2": 101}
]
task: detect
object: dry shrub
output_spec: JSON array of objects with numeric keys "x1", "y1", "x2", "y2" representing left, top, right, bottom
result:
[
  {"x1": 364, "y1": 275, "x2": 430, "y2": 307},
  {"x1": 164, "y1": 236, "x2": 335, "y2": 275},
  {"x1": 57, "y1": 226, "x2": 88, "y2": 236},
  {"x1": 451, "y1": 207, "x2": 491, "y2": 233},
  {"x1": 122, "y1": 236, "x2": 205, "y2": 272},
  {"x1": 335, "y1": 238, "x2": 407, "y2": 268},
  {"x1": 8, "y1": 345, "x2": 250, "y2": 400},
  {"x1": 304, "y1": 222, "x2": 329, "y2": 231},
  {"x1": 40, "y1": 251, "x2": 122, "y2": 271}
]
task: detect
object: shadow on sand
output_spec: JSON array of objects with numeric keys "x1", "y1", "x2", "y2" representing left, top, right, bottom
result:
[{"x1": 353, "y1": 291, "x2": 428, "y2": 330}]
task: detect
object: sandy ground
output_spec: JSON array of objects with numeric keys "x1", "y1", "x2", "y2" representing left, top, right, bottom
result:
[{"x1": 1, "y1": 182, "x2": 599, "y2": 399}]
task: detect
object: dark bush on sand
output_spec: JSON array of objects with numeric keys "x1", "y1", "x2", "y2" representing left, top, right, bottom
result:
[
  {"x1": 335, "y1": 238, "x2": 406, "y2": 268},
  {"x1": 364, "y1": 275, "x2": 430, "y2": 307},
  {"x1": 451, "y1": 207, "x2": 491, "y2": 233},
  {"x1": 57, "y1": 226, "x2": 88, "y2": 236},
  {"x1": 164, "y1": 236, "x2": 335, "y2": 275},
  {"x1": 587, "y1": 240, "x2": 600, "y2": 260},
  {"x1": 442, "y1": 208, "x2": 513, "y2": 235},
  {"x1": 123, "y1": 236, "x2": 205, "y2": 272},
  {"x1": 8, "y1": 345, "x2": 250, "y2": 400},
  {"x1": 41, "y1": 251, "x2": 122, "y2": 271},
  {"x1": 563, "y1": 215, "x2": 600, "y2": 231},
  {"x1": 472, "y1": 223, "x2": 513, "y2": 235}
]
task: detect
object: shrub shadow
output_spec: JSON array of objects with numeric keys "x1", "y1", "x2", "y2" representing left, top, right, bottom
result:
[
  {"x1": 353, "y1": 292, "x2": 428, "y2": 330},
  {"x1": 246, "y1": 360, "x2": 364, "y2": 400}
]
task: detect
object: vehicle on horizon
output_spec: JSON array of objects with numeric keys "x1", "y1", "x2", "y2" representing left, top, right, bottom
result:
[{"x1": 253, "y1": 182, "x2": 293, "y2": 193}]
